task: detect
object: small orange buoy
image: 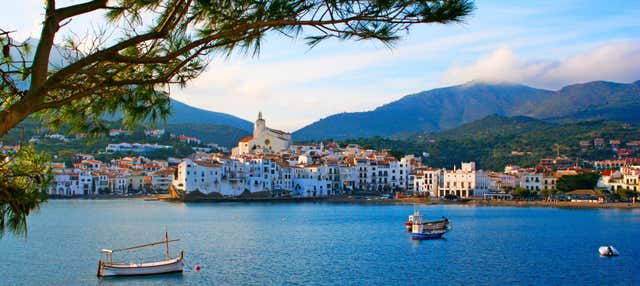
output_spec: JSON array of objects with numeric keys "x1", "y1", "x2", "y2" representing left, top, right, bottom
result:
[{"x1": 194, "y1": 265, "x2": 201, "y2": 271}]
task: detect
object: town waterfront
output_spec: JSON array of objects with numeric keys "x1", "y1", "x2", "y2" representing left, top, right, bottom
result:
[{"x1": 1, "y1": 200, "x2": 639, "y2": 285}]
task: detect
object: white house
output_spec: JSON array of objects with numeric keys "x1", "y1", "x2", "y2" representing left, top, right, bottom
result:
[{"x1": 173, "y1": 159, "x2": 225, "y2": 195}]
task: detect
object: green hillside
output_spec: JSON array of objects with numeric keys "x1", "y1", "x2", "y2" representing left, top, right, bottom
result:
[{"x1": 341, "y1": 116, "x2": 640, "y2": 170}]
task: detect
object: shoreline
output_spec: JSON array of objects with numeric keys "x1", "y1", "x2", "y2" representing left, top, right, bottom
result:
[
  {"x1": 166, "y1": 196, "x2": 640, "y2": 209},
  {"x1": 46, "y1": 195, "x2": 640, "y2": 209}
]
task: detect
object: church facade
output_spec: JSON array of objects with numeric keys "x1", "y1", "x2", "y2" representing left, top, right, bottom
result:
[{"x1": 232, "y1": 112, "x2": 293, "y2": 155}]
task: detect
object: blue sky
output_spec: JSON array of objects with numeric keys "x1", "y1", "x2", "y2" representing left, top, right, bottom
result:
[{"x1": 3, "y1": 1, "x2": 640, "y2": 130}]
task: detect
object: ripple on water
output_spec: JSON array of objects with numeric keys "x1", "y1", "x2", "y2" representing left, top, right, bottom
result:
[{"x1": 0, "y1": 200, "x2": 638, "y2": 286}]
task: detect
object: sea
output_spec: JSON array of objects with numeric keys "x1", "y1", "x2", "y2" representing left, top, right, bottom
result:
[{"x1": 1, "y1": 200, "x2": 639, "y2": 285}]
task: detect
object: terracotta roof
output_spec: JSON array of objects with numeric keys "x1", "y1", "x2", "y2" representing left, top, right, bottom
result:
[
  {"x1": 194, "y1": 160, "x2": 221, "y2": 168},
  {"x1": 600, "y1": 170, "x2": 615, "y2": 176},
  {"x1": 239, "y1": 136, "x2": 253, "y2": 143}
]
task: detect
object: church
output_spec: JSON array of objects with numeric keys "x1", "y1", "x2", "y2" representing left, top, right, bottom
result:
[{"x1": 232, "y1": 112, "x2": 293, "y2": 155}]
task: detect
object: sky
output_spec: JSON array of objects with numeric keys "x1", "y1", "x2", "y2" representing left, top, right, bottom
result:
[{"x1": 3, "y1": 1, "x2": 640, "y2": 131}]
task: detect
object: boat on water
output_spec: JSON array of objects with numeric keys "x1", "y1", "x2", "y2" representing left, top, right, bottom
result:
[
  {"x1": 409, "y1": 211, "x2": 451, "y2": 240},
  {"x1": 404, "y1": 210, "x2": 449, "y2": 231},
  {"x1": 97, "y1": 231, "x2": 184, "y2": 277},
  {"x1": 599, "y1": 246, "x2": 620, "y2": 257}
]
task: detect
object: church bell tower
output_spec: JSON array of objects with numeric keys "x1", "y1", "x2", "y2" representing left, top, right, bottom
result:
[{"x1": 254, "y1": 111, "x2": 266, "y2": 137}]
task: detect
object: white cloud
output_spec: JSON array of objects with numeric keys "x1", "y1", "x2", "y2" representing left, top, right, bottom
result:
[
  {"x1": 440, "y1": 41, "x2": 640, "y2": 89},
  {"x1": 171, "y1": 30, "x2": 506, "y2": 130}
]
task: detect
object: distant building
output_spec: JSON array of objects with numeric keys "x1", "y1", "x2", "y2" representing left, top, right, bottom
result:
[
  {"x1": 593, "y1": 138, "x2": 605, "y2": 149},
  {"x1": 579, "y1": 140, "x2": 591, "y2": 150},
  {"x1": 106, "y1": 143, "x2": 172, "y2": 153},
  {"x1": 144, "y1": 129, "x2": 165, "y2": 138},
  {"x1": 109, "y1": 129, "x2": 128, "y2": 137},
  {"x1": 178, "y1": 135, "x2": 201, "y2": 145},
  {"x1": 626, "y1": 141, "x2": 640, "y2": 151},
  {"x1": 565, "y1": 190, "x2": 604, "y2": 203}
]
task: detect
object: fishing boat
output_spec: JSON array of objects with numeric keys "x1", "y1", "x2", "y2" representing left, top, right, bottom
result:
[
  {"x1": 599, "y1": 246, "x2": 620, "y2": 257},
  {"x1": 409, "y1": 211, "x2": 451, "y2": 240},
  {"x1": 404, "y1": 210, "x2": 449, "y2": 231},
  {"x1": 97, "y1": 231, "x2": 184, "y2": 277}
]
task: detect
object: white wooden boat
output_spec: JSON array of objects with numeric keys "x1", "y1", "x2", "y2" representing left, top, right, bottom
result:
[{"x1": 98, "y1": 232, "x2": 184, "y2": 277}]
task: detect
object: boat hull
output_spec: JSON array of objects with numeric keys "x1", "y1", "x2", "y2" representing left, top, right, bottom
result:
[
  {"x1": 98, "y1": 258, "x2": 184, "y2": 277},
  {"x1": 411, "y1": 232, "x2": 444, "y2": 240},
  {"x1": 410, "y1": 231, "x2": 445, "y2": 240}
]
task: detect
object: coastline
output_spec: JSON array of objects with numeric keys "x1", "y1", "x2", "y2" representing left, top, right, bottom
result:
[
  {"x1": 159, "y1": 196, "x2": 640, "y2": 209},
  {"x1": 46, "y1": 194, "x2": 640, "y2": 209}
]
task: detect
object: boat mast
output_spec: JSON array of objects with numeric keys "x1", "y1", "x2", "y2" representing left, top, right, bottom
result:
[{"x1": 165, "y1": 231, "x2": 170, "y2": 260}]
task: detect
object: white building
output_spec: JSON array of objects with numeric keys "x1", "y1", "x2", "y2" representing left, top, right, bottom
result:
[
  {"x1": 173, "y1": 159, "x2": 226, "y2": 195},
  {"x1": 520, "y1": 172, "x2": 543, "y2": 192},
  {"x1": 411, "y1": 168, "x2": 443, "y2": 197},
  {"x1": 232, "y1": 112, "x2": 292, "y2": 155},
  {"x1": 411, "y1": 162, "x2": 492, "y2": 198},
  {"x1": 598, "y1": 166, "x2": 640, "y2": 192}
]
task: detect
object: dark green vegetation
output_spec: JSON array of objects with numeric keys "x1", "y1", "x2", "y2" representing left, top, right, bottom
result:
[
  {"x1": 340, "y1": 115, "x2": 640, "y2": 170},
  {"x1": 0, "y1": 147, "x2": 50, "y2": 238},
  {"x1": 294, "y1": 80, "x2": 640, "y2": 140},
  {"x1": 556, "y1": 173, "x2": 600, "y2": 193}
]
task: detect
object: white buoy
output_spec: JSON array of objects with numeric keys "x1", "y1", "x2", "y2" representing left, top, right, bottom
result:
[{"x1": 599, "y1": 246, "x2": 619, "y2": 256}]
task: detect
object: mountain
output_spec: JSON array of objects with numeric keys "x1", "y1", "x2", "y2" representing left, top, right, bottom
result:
[
  {"x1": 527, "y1": 81, "x2": 640, "y2": 123},
  {"x1": 293, "y1": 80, "x2": 640, "y2": 141},
  {"x1": 166, "y1": 99, "x2": 253, "y2": 131},
  {"x1": 102, "y1": 98, "x2": 253, "y2": 131},
  {"x1": 164, "y1": 123, "x2": 250, "y2": 147}
]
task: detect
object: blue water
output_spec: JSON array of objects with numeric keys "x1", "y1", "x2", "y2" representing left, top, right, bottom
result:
[{"x1": 1, "y1": 200, "x2": 639, "y2": 285}]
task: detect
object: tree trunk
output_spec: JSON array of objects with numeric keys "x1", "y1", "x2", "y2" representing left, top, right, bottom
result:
[{"x1": 0, "y1": 100, "x2": 35, "y2": 138}]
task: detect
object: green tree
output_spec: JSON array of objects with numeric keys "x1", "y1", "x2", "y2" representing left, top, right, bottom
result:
[
  {"x1": 512, "y1": 187, "x2": 531, "y2": 200},
  {"x1": 540, "y1": 188, "x2": 550, "y2": 201},
  {"x1": 539, "y1": 188, "x2": 557, "y2": 201},
  {"x1": 556, "y1": 173, "x2": 599, "y2": 193},
  {"x1": 618, "y1": 188, "x2": 638, "y2": 202},
  {"x1": 0, "y1": 0, "x2": 474, "y2": 236}
]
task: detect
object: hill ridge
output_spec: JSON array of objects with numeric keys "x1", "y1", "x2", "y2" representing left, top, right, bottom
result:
[{"x1": 293, "y1": 80, "x2": 640, "y2": 141}]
